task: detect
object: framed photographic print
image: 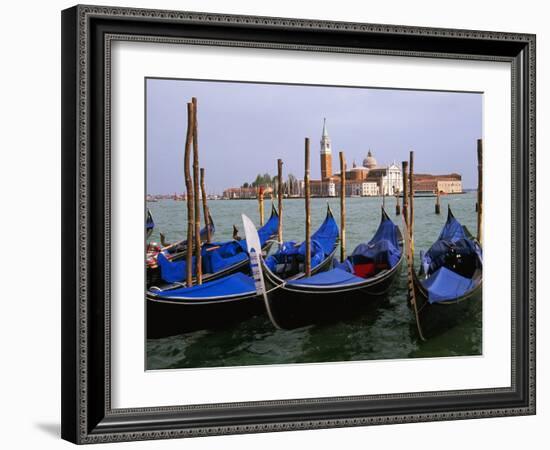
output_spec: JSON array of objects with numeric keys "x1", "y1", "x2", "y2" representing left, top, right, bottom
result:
[{"x1": 61, "y1": 5, "x2": 536, "y2": 444}]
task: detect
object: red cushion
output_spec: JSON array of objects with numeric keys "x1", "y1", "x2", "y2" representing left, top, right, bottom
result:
[{"x1": 354, "y1": 263, "x2": 376, "y2": 278}]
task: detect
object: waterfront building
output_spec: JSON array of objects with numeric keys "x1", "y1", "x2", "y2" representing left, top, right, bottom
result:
[
  {"x1": 310, "y1": 179, "x2": 336, "y2": 197},
  {"x1": 223, "y1": 187, "x2": 258, "y2": 199},
  {"x1": 365, "y1": 163, "x2": 403, "y2": 196},
  {"x1": 345, "y1": 160, "x2": 370, "y2": 181},
  {"x1": 334, "y1": 180, "x2": 380, "y2": 197},
  {"x1": 413, "y1": 173, "x2": 463, "y2": 194},
  {"x1": 362, "y1": 181, "x2": 380, "y2": 196}
]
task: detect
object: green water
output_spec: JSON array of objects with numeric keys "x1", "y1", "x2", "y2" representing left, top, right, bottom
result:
[{"x1": 146, "y1": 193, "x2": 482, "y2": 370}]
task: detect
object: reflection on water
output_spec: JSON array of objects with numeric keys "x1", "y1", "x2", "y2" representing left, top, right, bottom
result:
[{"x1": 146, "y1": 193, "x2": 482, "y2": 370}]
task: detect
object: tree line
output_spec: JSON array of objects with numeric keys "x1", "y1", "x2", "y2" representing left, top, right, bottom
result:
[{"x1": 242, "y1": 173, "x2": 302, "y2": 196}]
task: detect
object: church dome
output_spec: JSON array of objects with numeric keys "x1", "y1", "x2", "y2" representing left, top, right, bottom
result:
[{"x1": 363, "y1": 150, "x2": 377, "y2": 169}]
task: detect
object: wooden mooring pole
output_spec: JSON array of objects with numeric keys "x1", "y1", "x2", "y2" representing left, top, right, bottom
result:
[
  {"x1": 402, "y1": 161, "x2": 409, "y2": 230},
  {"x1": 339, "y1": 151, "x2": 346, "y2": 263},
  {"x1": 184, "y1": 102, "x2": 195, "y2": 287},
  {"x1": 258, "y1": 186, "x2": 265, "y2": 226},
  {"x1": 403, "y1": 209, "x2": 426, "y2": 342},
  {"x1": 200, "y1": 168, "x2": 212, "y2": 243},
  {"x1": 409, "y1": 150, "x2": 415, "y2": 244},
  {"x1": 277, "y1": 159, "x2": 283, "y2": 243},
  {"x1": 401, "y1": 159, "x2": 425, "y2": 341},
  {"x1": 435, "y1": 190, "x2": 441, "y2": 214},
  {"x1": 395, "y1": 192, "x2": 401, "y2": 216},
  {"x1": 305, "y1": 138, "x2": 311, "y2": 277},
  {"x1": 192, "y1": 97, "x2": 202, "y2": 285},
  {"x1": 477, "y1": 138, "x2": 483, "y2": 245}
]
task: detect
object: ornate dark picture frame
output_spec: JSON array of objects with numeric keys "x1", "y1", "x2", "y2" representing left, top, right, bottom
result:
[{"x1": 61, "y1": 4, "x2": 536, "y2": 444}]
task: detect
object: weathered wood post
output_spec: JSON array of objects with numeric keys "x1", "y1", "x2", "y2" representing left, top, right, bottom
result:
[
  {"x1": 258, "y1": 186, "x2": 265, "y2": 226},
  {"x1": 477, "y1": 138, "x2": 483, "y2": 245},
  {"x1": 435, "y1": 189, "x2": 441, "y2": 214},
  {"x1": 402, "y1": 161, "x2": 409, "y2": 230},
  {"x1": 339, "y1": 151, "x2": 346, "y2": 263},
  {"x1": 402, "y1": 207, "x2": 426, "y2": 342},
  {"x1": 305, "y1": 138, "x2": 311, "y2": 277},
  {"x1": 192, "y1": 97, "x2": 202, "y2": 285},
  {"x1": 395, "y1": 191, "x2": 401, "y2": 216},
  {"x1": 277, "y1": 159, "x2": 283, "y2": 243},
  {"x1": 401, "y1": 159, "x2": 425, "y2": 341},
  {"x1": 409, "y1": 150, "x2": 415, "y2": 243},
  {"x1": 184, "y1": 102, "x2": 195, "y2": 286},
  {"x1": 200, "y1": 168, "x2": 212, "y2": 243}
]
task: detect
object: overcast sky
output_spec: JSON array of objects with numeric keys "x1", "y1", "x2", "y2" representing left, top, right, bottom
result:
[{"x1": 146, "y1": 78, "x2": 482, "y2": 194}]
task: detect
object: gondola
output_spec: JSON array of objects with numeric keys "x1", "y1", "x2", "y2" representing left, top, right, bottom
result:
[
  {"x1": 146, "y1": 213, "x2": 216, "y2": 287},
  {"x1": 412, "y1": 206, "x2": 483, "y2": 337},
  {"x1": 146, "y1": 206, "x2": 339, "y2": 338},
  {"x1": 146, "y1": 209, "x2": 155, "y2": 239},
  {"x1": 149, "y1": 206, "x2": 279, "y2": 289},
  {"x1": 254, "y1": 208, "x2": 403, "y2": 329}
]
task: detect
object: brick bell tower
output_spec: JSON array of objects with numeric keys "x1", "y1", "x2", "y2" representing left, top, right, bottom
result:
[{"x1": 320, "y1": 118, "x2": 332, "y2": 180}]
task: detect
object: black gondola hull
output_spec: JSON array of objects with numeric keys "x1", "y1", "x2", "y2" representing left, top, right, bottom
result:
[
  {"x1": 146, "y1": 294, "x2": 263, "y2": 339},
  {"x1": 412, "y1": 274, "x2": 482, "y2": 338},
  {"x1": 263, "y1": 259, "x2": 402, "y2": 329}
]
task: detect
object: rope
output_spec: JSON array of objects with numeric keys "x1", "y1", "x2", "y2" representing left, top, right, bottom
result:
[{"x1": 264, "y1": 281, "x2": 287, "y2": 294}]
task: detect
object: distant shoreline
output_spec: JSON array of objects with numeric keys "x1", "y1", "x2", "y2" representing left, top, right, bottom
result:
[
  {"x1": 218, "y1": 193, "x2": 466, "y2": 200},
  {"x1": 147, "y1": 191, "x2": 476, "y2": 201},
  {"x1": 147, "y1": 192, "x2": 471, "y2": 201}
]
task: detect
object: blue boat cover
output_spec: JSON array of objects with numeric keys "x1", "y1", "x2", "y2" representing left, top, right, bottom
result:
[
  {"x1": 310, "y1": 212, "x2": 340, "y2": 255},
  {"x1": 157, "y1": 252, "x2": 196, "y2": 283},
  {"x1": 257, "y1": 210, "x2": 279, "y2": 245},
  {"x1": 350, "y1": 217, "x2": 401, "y2": 269},
  {"x1": 420, "y1": 266, "x2": 476, "y2": 304},
  {"x1": 421, "y1": 210, "x2": 482, "y2": 276},
  {"x1": 418, "y1": 209, "x2": 482, "y2": 302},
  {"x1": 265, "y1": 239, "x2": 326, "y2": 272},
  {"x1": 369, "y1": 215, "x2": 400, "y2": 249},
  {"x1": 203, "y1": 242, "x2": 248, "y2": 273},
  {"x1": 264, "y1": 211, "x2": 339, "y2": 273},
  {"x1": 152, "y1": 272, "x2": 256, "y2": 299},
  {"x1": 422, "y1": 238, "x2": 481, "y2": 276},
  {"x1": 287, "y1": 268, "x2": 364, "y2": 287},
  {"x1": 158, "y1": 213, "x2": 277, "y2": 283},
  {"x1": 438, "y1": 212, "x2": 466, "y2": 242},
  {"x1": 333, "y1": 215, "x2": 401, "y2": 278}
]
